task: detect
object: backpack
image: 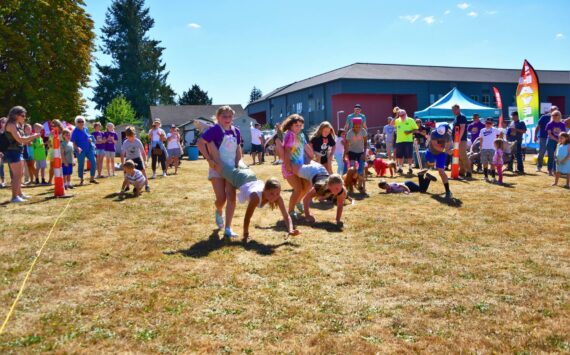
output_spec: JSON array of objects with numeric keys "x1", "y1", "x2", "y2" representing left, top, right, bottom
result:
[{"x1": 0, "y1": 131, "x2": 9, "y2": 153}]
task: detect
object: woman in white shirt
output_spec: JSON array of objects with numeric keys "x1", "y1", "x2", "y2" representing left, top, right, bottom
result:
[
  {"x1": 166, "y1": 125, "x2": 182, "y2": 175},
  {"x1": 148, "y1": 118, "x2": 168, "y2": 178}
]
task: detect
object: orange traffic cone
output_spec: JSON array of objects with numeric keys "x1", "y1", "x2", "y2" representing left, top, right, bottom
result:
[
  {"x1": 451, "y1": 126, "x2": 460, "y2": 179},
  {"x1": 52, "y1": 128, "x2": 65, "y2": 197}
]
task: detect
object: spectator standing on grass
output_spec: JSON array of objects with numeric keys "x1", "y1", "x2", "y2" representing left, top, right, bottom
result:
[
  {"x1": 344, "y1": 118, "x2": 368, "y2": 193},
  {"x1": 0, "y1": 117, "x2": 7, "y2": 188},
  {"x1": 92, "y1": 122, "x2": 106, "y2": 178},
  {"x1": 535, "y1": 106, "x2": 557, "y2": 172},
  {"x1": 31, "y1": 123, "x2": 47, "y2": 184},
  {"x1": 197, "y1": 106, "x2": 242, "y2": 238},
  {"x1": 104, "y1": 123, "x2": 118, "y2": 177},
  {"x1": 121, "y1": 126, "x2": 150, "y2": 192},
  {"x1": 334, "y1": 129, "x2": 346, "y2": 175},
  {"x1": 250, "y1": 122, "x2": 264, "y2": 165},
  {"x1": 553, "y1": 132, "x2": 570, "y2": 187},
  {"x1": 373, "y1": 130, "x2": 383, "y2": 151},
  {"x1": 166, "y1": 125, "x2": 182, "y2": 175},
  {"x1": 148, "y1": 118, "x2": 168, "y2": 178},
  {"x1": 394, "y1": 109, "x2": 418, "y2": 175},
  {"x1": 493, "y1": 139, "x2": 505, "y2": 185},
  {"x1": 509, "y1": 111, "x2": 527, "y2": 174},
  {"x1": 22, "y1": 123, "x2": 36, "y2": 185},
  {"x1": 61, "y1": 129, "x2": 75, "y2": 189},
  {"x1": 4, "y1": 106, "x2": 40, "y2": 203},
  {"x1": 468, "y1": 114, "x2": 485, "y2": 172},
  {"x1": 344, "y1": 104, "x2": 367, "y2": 131},
  {"x1": 383, "y1": 117, "x2": 395, "y2": 160},
  {"x1": 414, "y1": 118, "x2": 429, "y2": 149},
  {"x1": 545, "y1": 110, "x2": 566, "y2": 176},
  {"x1": 478, "y1": 119, "x2": 500, "y2": 182},
  {"x1": 452, "y1": 104, "x2": 472, "y2": 179},
  {"x1": 71, "y1": 115, "x2": 97, "y2": 185}
]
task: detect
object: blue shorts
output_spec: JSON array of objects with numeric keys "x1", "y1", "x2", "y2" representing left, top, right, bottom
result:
[
  {"x1": 96, "y1": 149, "x2": 106, "y2": 156},
  {"x1": 62, "y1": 164, "x2": 73, "y2": 176},
  {"x1": 4, "y1": 149, "x2": 23, "y2": 164},
  {"x1": 425, "y1": 151, "x2": 446, "y2": 169}
]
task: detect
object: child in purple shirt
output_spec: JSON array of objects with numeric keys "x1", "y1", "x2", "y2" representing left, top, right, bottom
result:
[{"x1": 104, "y1": 122, "x2": 118, "y2": 177}]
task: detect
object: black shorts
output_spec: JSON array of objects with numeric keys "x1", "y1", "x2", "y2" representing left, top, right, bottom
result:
[
  {"x1": 132, "y1": 157, "x2": 144, "y2": 171},
  {"x1": 319, "y1": 155, "x2": 329, "y2": 164},
  {"x1": 395, "y1": 142, "x2": 413, "y2": 159},
  {"x1": 251, "y1": 144, "x2": 263, "y2": 153},
  {"x1": 347, "y1": 151, "x2": 364, "y2": 161}
]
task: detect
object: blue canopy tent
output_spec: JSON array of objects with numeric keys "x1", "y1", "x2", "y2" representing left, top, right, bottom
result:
[{"x1": 414, "y1": 88, "x2": 501, "y2": 121}]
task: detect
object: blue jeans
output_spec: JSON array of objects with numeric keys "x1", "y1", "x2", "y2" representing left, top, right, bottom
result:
[
  {"x1": 335, "y1": 153, "x2": 347, "y2": 175},
  {"x1": 77, "y1": 148, "x2": 96, "y2": 179},
  {"x1": 515, "y1": 140, "x2": 524, "y2": 172},
  {"x1": 537, "y1": 137, "x2": 547, "y2": 169},
  {"x1": 546, "y1": 138, "x2": 558, "y2": 172}
]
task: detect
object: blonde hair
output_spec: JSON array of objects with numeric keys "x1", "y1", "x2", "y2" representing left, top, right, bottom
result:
[
  {"x1": 33, "y1": 123, "x2": 43, "y2": 130},
  {"x1": 494, "y1": 138, "x2": 504, "y2": 150},
  {"x1": 215, "y1": 106, "x2": 235, "y2": 120},
  {"x1": 310, "y1": 121, "x2": 336, "y2": 141},
  {"x1": 107, "y1": 122, "x2": 115, "y2": 129},
  {"x1": 123, "y1": 160, "x2": 136, "y2": 169},
  {"x1": 314, "y1": 174, "x2": 344, "y2": 199},
  {"x1": 281, "y1": 114, "x2": 305, "y2": 132},
  {"x1": 263, "y1": 177, "x2": 281, "y2": 209}
]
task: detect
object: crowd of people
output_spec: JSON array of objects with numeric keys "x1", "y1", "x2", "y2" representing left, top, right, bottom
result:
[
  {"x1": 0, "y1": 107, "x2": 184, "y2": 203},
  {"x1": 1, "y1": 103, "x2": 569, "y2": 242}
]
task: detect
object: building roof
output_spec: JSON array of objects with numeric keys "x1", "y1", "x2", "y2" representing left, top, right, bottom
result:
[
  {"x1": 149, "y1": 104, "x2": 247, "y2": 126},
  {"x1": 251, "y1": 63, "x2": 570, "y2": 104}
]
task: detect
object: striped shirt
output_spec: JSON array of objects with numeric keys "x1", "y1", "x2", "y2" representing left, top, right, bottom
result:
[{"x1": 126, "y1": 169, "x2": 146, "y2": 185}]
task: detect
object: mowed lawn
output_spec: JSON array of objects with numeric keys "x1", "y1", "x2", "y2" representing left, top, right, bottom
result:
[{"x1": 0, "y1": 157, "x2": 569, "y2": 354}]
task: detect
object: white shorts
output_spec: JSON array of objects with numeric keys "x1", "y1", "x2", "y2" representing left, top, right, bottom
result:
[{"x1": 298, "y1": 161, "x2": 328, "y2": 182}]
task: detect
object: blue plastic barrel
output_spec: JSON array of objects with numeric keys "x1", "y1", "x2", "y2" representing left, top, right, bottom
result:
[{"x1": 186, "y1": 145, "x2": 199, "y2": 160}]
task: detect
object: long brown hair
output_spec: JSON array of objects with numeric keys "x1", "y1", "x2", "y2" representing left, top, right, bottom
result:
[
  {"x1": 310, "y1": 121, "x2": 336, "y2": 142},
  {"x1": 281, "y1": 114, "x2": 304, "y2": 132},
  {"x1": 314, "y1": 174, "x2": 344, "y2": 200},
  {"x1": 263, "y1": 177, "x2": 281, "y2": 209}
]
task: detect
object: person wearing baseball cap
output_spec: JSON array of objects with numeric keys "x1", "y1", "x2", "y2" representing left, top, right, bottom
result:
[
  {"x1": 425, "y1": 124, "x2": 453, "y2": 199},
  {"x1": 344, "y1": 104, "x2": 367, "y2": 131}
]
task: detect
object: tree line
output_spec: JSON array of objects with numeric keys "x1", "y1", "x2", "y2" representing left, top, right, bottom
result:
[{"x1": 0, "y1": 0, "x2": 262, "y2": 125}]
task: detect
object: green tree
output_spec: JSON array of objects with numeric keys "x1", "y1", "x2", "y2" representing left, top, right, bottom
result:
[
  {"x1": 178, "y1": 84, "x2": 213, "y2": 105},
  {"x1": 105, "y1": 96, "x2": 140, "y2": 125},
  {"x1": 249, "y1": 86, "x2": 263, "y2": 104},
  {"x1": 0, "y1": 0, "x2": 95, "y2": 122},
  {"x1": 92, "y1": 0, "x2": 175, "y2": 121}
]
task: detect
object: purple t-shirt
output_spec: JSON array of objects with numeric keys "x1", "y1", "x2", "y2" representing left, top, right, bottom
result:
[
  {"x1": 104, "y1": 131, "x2": 118, "y2": 152},
  {"x1": 546, "y1": 121, "x2": 566, "y2": 140},
  {"x1": 468, "y1": 121, "x2": 485, "y2": 142},
  {"x1": 201, "y1": 124, "x2": 241, "y2": 149},
  {"x1": 92, "y1": 131, "x2": 105, "y2": 149}
]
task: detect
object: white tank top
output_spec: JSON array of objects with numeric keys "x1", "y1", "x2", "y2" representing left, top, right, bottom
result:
[{"x1": 238, "y1": 180, "x2": 264, "y2": 205}]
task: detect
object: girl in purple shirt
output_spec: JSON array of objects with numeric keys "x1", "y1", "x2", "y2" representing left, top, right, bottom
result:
[{"x1": 104, "y1": 123, "x2": 118, "y2": 177}]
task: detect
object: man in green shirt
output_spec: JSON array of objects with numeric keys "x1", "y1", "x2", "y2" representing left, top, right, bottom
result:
[
  {"x1": 344, "y1": 104, "x2": 367, "y2": 131},
  {"x1": 394, "y1": 109, "x2": 418, "y2": 175}
]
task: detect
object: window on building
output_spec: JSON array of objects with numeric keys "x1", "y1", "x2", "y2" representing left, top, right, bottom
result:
[
  {"x1": 316, "y1": 98, "x2": 323, "y2": 111},
  {"x1": 482, "y1": 95, "x2": 490, "y2": 106},
  {"x1": 295, "y1": 102, "x2": 303, "y2": 114},
  {"x1": 308, "y1": 98, "x2": 315, "y2": 113},
  {"x1": 470, "y1": 95, "x2": 479, "y2": 102},
  {"x1": 430, "y1": 94, "x2": 435, "y2": 104}
]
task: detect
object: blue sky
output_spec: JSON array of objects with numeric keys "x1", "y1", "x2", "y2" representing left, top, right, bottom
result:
[{"x1": 82, "y1": 0, "x2": 570, "y2": 118}]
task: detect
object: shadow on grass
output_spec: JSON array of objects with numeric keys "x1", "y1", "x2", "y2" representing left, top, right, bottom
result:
[
  {"x1": 310, "y1": 201, "x2": 335, "y2": 211},
  {"x1": 256, "y1": 218, "x2": 344, "y2": 233},
  {"x1": 347, "y1": 191, "x2": 369, "y2": 200},
  {"x1": 429, "y1": 193, "x2": 463, "y2": 208},
  {"x1": 165, "y1": 230, "x2": 299, "y2": 258},
  {"x1": 104, "y1": 192, "x2": 138, "y2": 202},
  {"x1": 486, "y1": 181, "x2": 516, "y2": 188}
]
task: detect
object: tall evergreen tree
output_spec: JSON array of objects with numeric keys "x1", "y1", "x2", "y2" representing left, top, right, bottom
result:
[
  {"x1": 249, "y1": 86, "x2": 263, "y2": 104},
  {"x1": 178, "y1": 84, "x2": 213, "y2": 105},
  {"x1": 92, "y1": 0, "x2": 175, "y2": 121},
  {"x1": 0, "y1": 0, "x2": 95, "y2": 122}
]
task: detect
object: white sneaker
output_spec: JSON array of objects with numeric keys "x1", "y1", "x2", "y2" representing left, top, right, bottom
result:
[
  {"x1": 19, "y1": 194, "x2": 31, "y2": 199},
  {"x1": 223, "y1": 227, "x2": 238, "y2": 238},
  {"x1": 150, "y1": 173, "x2": 156, "y2": 179},
  {"x1": 11, "y1": 196, "x2": 25, "y2": 203},
  {"x1": 162, "y1": 172, "x2": 167, "y2": 177},
  {"x1": 215, "y1": 211, "x2": 224, "y2": 229}
]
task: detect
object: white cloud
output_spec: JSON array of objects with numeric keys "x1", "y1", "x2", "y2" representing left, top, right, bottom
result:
[
  {"x1": 399, "y1": 14, "x2": 421, "y2": 23},
  {"x1": 555, "y1": 33, "x2": 565, "y2": 39},
  {"x1": 187, "y1": 23, "x2": 201, "y2": 29},
  {"x1": 457, "y1": 3, "x2": 470, "y2": 10},
  {"x1": 444, "y1": 10, "x2": 451, "y2": 15},
  {"x1": 486, "y1": 10, "x2": 498, "y2": 15},
  {"x1": 467, "y1": 11, "x2": 478, "y2": 17},
  {"x1": 423, "y1": 16, "x2": 435, "y2": 25}
]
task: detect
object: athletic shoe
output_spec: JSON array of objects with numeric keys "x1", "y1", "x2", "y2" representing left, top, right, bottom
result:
[
  {"x1": 289, "y1": 211, "x2": 299, "y2": 220},
  {"x1": 425, "y1": 173, "x2": 437, "y2": 182},
  {"x1": 162, "y1": 172, "x2": 167, "y2": 177},
  {"x1": 223, "y1": 228, "x2": 238, "y2": 238},
  {"x1": 11, "y1": 196, "x2": 26, "y2": 203},
  {"x1": 407, "y1": 168, "x2": 413, "y2": 175},
  {"x1": 445, "y1": 191, "x2": 453, "y2": 199},
  {"x1": 536, "y1": 167, "x2": 542, "y2": 172},
  {"x1": 19, "y1": 194, "x2": 31, "y2": 199},
  {"x1": 68, "y1": 185, "x2": 75, "y2": 189},
  {"x1": 0, "y1": 182, "x2": 5, "y2": 188},
  {"x1": 492, "y1": 178, "x2": 497, "y2": 183},
  {"x1": 296, "y1": 202, "x2": 304, "y2": 214},
  {"x1": 215, "y1": 211, "x2": 224, "y2": 229},
  {"x1": 150, "y1": 173, "x2": 156, "y2": 179},
  {"x1": 397, "y1": 168, "x2": 403, "y2": 174},
  {"x1": 145, "y1": 186, "x2": 150, "y2": 192}
]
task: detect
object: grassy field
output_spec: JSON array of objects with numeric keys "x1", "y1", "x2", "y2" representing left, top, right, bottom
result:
[{"x1": 0, "y1": 157, "x2": 569, "y2": 354}]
